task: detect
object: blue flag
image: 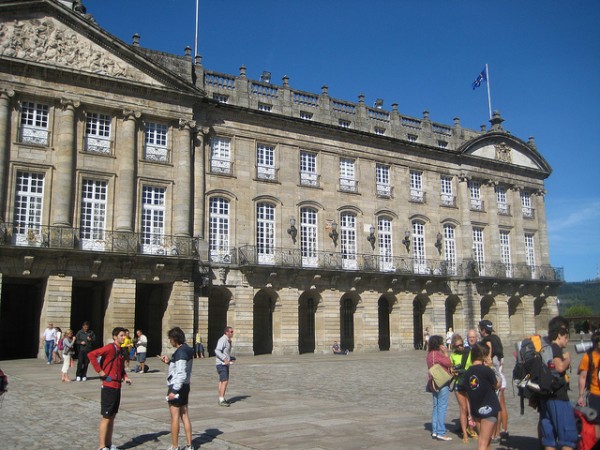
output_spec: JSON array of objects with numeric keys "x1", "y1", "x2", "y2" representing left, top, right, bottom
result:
[{"x1": 472, "y1": 68, "x2": 487, "y2": 90}]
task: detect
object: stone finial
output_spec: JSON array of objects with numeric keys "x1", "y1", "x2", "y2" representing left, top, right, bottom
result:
[
  {"x1": 132, "y1": 33, "x2": 140, "y2": 47},
  {"x1": 423, "y1": 110, "x2": 430, "y2": 120},
  {"x1": 194, "y1": 55, "x2": 202, "y2": 66},
  {"x1": 184, "y1": 46, "x2": 192, "y2": 58},
  {"x1": 528, "y1": 136, "x2": 537, "y2": 149},
  {"x1": 321, "y1": 85, "x2": 329, "y2": 95},
  {"x1": 453, "y1": 117, "x2": 460, "y2": 126},
  {"x1": 239, "y1": 65, "x2": 247, "y2": 78},
  {"x1": 480, "y1": 124, "x2": 487, "y2": 132},
  {"x1": 392, "y1": 103, "x2": 399, "y2": 112},
  {"x1": 489, "y1": 110, "x2": 505, "y2": 131},
  {"x1": 358, "y1": 94, "x2": 365, "y2": 105},
  {"x1": 282, "y1": 75, "x2": 289, "y2": 87}
]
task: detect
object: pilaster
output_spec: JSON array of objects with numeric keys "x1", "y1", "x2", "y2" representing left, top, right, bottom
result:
[
  {"x1": 317, "y1": 290, "x2": 339, "y2": 353},
  {"x1": 114, "y1": 110, "x2": 140, "y2": 232},
  {"x1": 173, "y1": 120, "x2": 194, "y2": 237},
  {"x1": 162, "y1": 281, "x2": 195, "y2": 353},
  {"x1": 105, "y1": 278, "x2": 136, "y2": 345},
  {"x1": 0, "y1": 89, "x2": 14, "y2": 221},
  {"x1": 39, "y1": 275, "x2": 73, "y2": 358},
  {"x1": 275, "y1": 287, "x2": 300, "y2": 355},
  {"x1": 231, "y1": 284, "x2": 254, "y2": 355}
]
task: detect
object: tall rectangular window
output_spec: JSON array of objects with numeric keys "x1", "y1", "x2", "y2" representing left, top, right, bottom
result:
[
  {"x1": 473, "y1": 227, "x2": 485, "y2": 276},
  {"x1": 209, "y1": 197, "x2": 230, "y2": 262},
  {"x1": 256, "y1": 144, "x2": 276, "y2": 181},
  {"x1": 210, "y1": 137, "x2": 232, "y2": 174},
  {"x1": 340, "y1": 212, "x2": 357, "y2": 269},
  {"x1": 256, "y1": 202, "x2": 275, "y2": 264},
  {"x1": 141, "y1": 186, "x2": 166, "y2": 254},
  {"x1": 469, "y1": 181, "x2": 483, "y2": 211},
  {"x1": 20, "y1": 101, "x2": 49, "y2": 145},
  {"x1": 499, "y1": 230, "x2": 512, "y2": 277},
  {"x1": 300, "y1": 207, "x2": 318, "y2": 267},
  {"x1": 440, "y1": 175, "x2": 454, "y2": 206},
  {"x1": 85, "y1": 112, "x2": 111, "y2": 154},
  {"x1": 339, "y1": 158, "x2": 357, "y2": 192},
  {"x1": 376, "y1": 164, "x2": 391, "y2": 197},
  {"x1": 144, "y1": 122, "x2": 168, "y2": 162},
  {"x1": 13, "y1": 171, "x2": 45, "y2": 246},
  {"x1": 496, "y1": 186, "x2": 509, "y2": 215},
  {"x1": 525, "y1": 233, "x2": 536, "y2": 278},
  {"x1": 378, "y1": 217, "x2": 394, "y2": 272},
  {"x1": 443, "y1": 224, "x2": 457, "y2": 275},
  {"x1": 300, "y1": 151, "x2": 318, "y2": 187},
  {"x1": 80, "y1": 179, "x2": 108, "y2": 251},
  {"x1": 521, "y1": 191, "x2": 534, "y2": 218},
  {"x1": 413, "y1": 221, "x2": 427, "y2": 274},
  {"x1": 410, "y1": 170, "x2": 425, "y2": 203}
]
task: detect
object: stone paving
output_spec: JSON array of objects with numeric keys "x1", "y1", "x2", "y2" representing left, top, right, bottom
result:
[{"x1": 0, "y1": 346, "x2": 585, "y2": 450}]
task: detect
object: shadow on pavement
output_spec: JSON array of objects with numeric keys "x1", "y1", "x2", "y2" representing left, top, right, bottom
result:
[
  {"x1": 194, "y1": 428, "x2": 224, "y2": 446},
  {"x1": 497, "y1": 435, "x2": 539, "y2": 450},
  {"x1": 120, "y1": 430, "x2": 170, "y2": 448},
  {"x1": 228, "y1": 395, "x2": 251, "y2": 404}
]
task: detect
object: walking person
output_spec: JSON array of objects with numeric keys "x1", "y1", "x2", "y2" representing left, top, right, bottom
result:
[
  {"x1": 194, "y1": 331, "x2": 205, "y2": 359},
  {"x1": 460, "y1": 343, "x2": 501, "y2": 450},
  {"x1": 159, "y1": 327, "x2": 195, "y2": 450},
  {"x1": 41, "y1": 322, "x2": 56, "y2": 364},
  {"x1": 215, "y1": 326, "x2": 235, "y2": 406},
  {"x1": 60, "y1": 328, "x2": 76, "y2": 382},
  {"x1": 75, "y1": 321, "x2": 96, "y2": 381},
  {"x1": 479, "y1": 319, "x2": 508, "y2": 443},
  {"x1": 53, "y1": 326, "x2": 63, "y2": 364},
  {"x1": 426, "y1": 335, "x2": 453, "y2": 441},
  {"x1": 121, "y1": 329, "x2": 133, "y2": 371},
  {"x1": 88, "y1": 327, "x2": 132, "y2": 450},
  {"x1": 135, "y1": 329, "x2": 147, "y2": 373},
  {"x1": 449, "y1": 334, "x2": 475, "y2": 442}
]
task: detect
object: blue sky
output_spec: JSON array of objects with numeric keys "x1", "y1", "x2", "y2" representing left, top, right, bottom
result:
[{"x1": 88, "y1": 0, "x2": 600, "y2": 282}]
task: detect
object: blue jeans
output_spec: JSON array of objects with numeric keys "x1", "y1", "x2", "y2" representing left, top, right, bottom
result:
[
  {"x1": 431, "y1": 385, "x2": 450, "y2": 436},
  {"x1": 44, "y1": 340, "x2": 54, "y2": 363}
]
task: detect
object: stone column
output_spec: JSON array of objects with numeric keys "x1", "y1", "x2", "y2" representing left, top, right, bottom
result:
[
  {"x1": 360, "y1": 291, "x2": 380, "y2": 352},
  {"x1": 39, "y1": 275, "x2": 73, "y2": 359},
  {"x1": 396, "y1": 292, "x2": 414, "y2": 350},
  {"x1": 161, "y1": 281, "x2": 195, "y2": 353},
  {"x1": 317, "y1": 290, "x2": 339, "y2": 353},
  {"x1": 534, "y1": 192, "x2": 551, "y2": 266},
  {"x1": 231, "y1": 284, "x2": 254, "y2": 355},
  {"x1": 193, "y1": 128, "x2": 206, "y2": 238},
  {"x1": 510, "y1": 186, "x2": 526, "y2": 263},
  {"x1": 0, "y1": 89, "x2": 15, "y2": 221},
  {"x1": 174, "y1": 120, "x2": 194, "y2": 238},
  {"x1": 389, "y1": 294, "x2": 402, "y2": 350},
  {"x1": 105, "y1": 278, "x2": 136, "y2": 343},
  {"x1": 114, "y1": 110, "x2": 140, "y2": 232},
  {"x1": 485, "y1": 181, "x2": 500, "y2": 261},
  {"x1": 457, "y1": 175, "x2": 473, "y2": 260},
  {"x1": 276, "y1": 287, "x2": 300, "y2": 355},
  {"x1": 51, "y1": 99, "x2": 79, "y2": 227}
]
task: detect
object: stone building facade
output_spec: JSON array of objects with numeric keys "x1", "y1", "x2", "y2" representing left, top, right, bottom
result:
[{"x1": 0, "y1": 0, "x2": 562, "y2": 359}]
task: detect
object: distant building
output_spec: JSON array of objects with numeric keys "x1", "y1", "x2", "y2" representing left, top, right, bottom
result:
[{"x1": 0, "y1": 0, "x2": 562, "y2": 359}]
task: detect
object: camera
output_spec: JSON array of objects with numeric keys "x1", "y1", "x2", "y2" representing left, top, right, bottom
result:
[
  {"x1": 452, "y1": 364, "x2": 464, "y2": 375},
  {"x1": 576, "y1": 341, "x2": 593, "y2": 354}
]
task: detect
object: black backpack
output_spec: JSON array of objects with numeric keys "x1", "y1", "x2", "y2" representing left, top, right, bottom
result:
[{"x1": 0, "y1": 368, "x2": 7, "y2": 394}]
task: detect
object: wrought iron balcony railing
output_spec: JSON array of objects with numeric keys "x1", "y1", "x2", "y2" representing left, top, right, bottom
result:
[{"x1": 0, "y1": 222, "x2": 199, "y2": 258}]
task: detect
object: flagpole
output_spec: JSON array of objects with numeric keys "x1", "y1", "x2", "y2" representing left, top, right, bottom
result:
[
  {"x1": 485, "y1": 64, "x2": 492, "y2": 119},
  {"x1": 194, "y1": 0, "x2": 199, "y2": 57}
]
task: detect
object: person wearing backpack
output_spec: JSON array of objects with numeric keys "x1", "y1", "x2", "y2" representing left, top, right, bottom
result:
[
  {"x1": 538, "y1": 323, "x2": 578, "y2": 449},
  {"x1": 577, "y1": 331, "x2": 600, "y2": 441},
  {"x1": 478, "y1": 320, "x2": 508, "y2": 443},
  {"x1": 449, "y1": 334, "x2": 477, "y2": 442}
]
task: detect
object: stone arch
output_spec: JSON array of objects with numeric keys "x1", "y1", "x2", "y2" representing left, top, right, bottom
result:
[
  {"x1": 508, "y1": 296, "x2": 525, "y2": 340},
  {"x1": 445, "y1": 295, "x2": 464, "y2": 336},
  {"x1": 207, "y1": 286, "x2": 233, "y2": 356},
  {"x1": 413, "y1": 294, "x2": 431, "y2": 349},
  {"x1": 298, "y1": 290, "x2": 322, "y2": 354},
  {"x1": 340, "y1": 292, "x2": 360, "y2": 352},
  {"x1": 480, "y1": 295, "x2": 498, "y2": 325},
  {"x1": 253, "y1": 288, "x2": 278, "y2": 355}
]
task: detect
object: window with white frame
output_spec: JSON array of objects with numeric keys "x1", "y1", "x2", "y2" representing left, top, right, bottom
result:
[
  {"x1": 209, "y1": 197, "x2": 230, "y2": 262},
  {"x1": 210, "y1": 137, "x2": 232, "y2": 174},
  {"x1": 340, "y1": 212, "x2": 357, "y2": 269},
  {"x1": 412, "y1": 221, "x2": 427, "y2": 274},
  {"x1": 144, "y1": 122, "x2": 168, "y2": 162},
  {"x1": 468, "y1": 180, "x2": 483, "y2": 211},
  {"x1": 339, "y1": 158, "x2": 357, "y2": 192},
  {"x1": 407, "y1": 134, "x2": 418, "y2": 142},
  {"x1": 256, "y1": 144, "x2": 276, "y2": 181},
  {"x1": 258, "y1": 103, "x2": 272, "y2": 112},
  {"x1": 440, "y1": 175, "x2": 454, "y2": 206},
  {"x1": 80, "y1": 179, "x2": 108, "y2": 251},
  {"x1": 473, "y1": 227, "x2": 485, "y2": 276},
  {"x1": 85, "y1": 112, "x2": 111, "y2": 154},
  {"x1": 374, "y1": 127, "x2": 385, "y2": 136},
  {"x1": 521, "y1": 191, "x2": 534, "y2": 218},
  {"x1": 300, "y1": 207, "x2": 318, "y2": 267},
  {"x1": 499, "y1": 229, "x2": 512, "y2": 277},
  {"x1": 496, "y1": 186, "x2": 509, "y2": 215},
  {"x1": 300, "y1": 111, "x2": 313, "y2": 120},
  {"x1": 339, "y1": 119, "x2": 351, "y2": 128},
  {"x1": 378, "y1": 216, "x2": 394, "y2": 271},
  {"x1": 212, "y1": 93, "x2": 229, "y2": 103},
  {"x1": 256, "y1": 202, "x2": 275, "y2": 264},
  {"x1": 410, "y1": 170, "x2": 425, "y2": 203},
  {"x1": 443, "y1": 224, "x2": 457, "y2": 275},
  {"x1": 376, "y1": 164, "x2": 391, "y2": 197},
  {"x1": 20, "y1": 101, "x2": 49, "y2": 145},
  {"x1": 141, "y1": 186, "x2": 166, "y2": 254},
  {"x1": 13, "y1": 171, "x2": 45, "y2": 246},
  {"x1": 525, "y1": 233, "x2": 536, "y2": 278},
  {"x1": 300, "y1": 151, "x2": 318, "y2": 187}
]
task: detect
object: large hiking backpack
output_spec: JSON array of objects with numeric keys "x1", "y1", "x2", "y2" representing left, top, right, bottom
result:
[{"x1": 513, "y1": 335, "x2": 565, "y2": 414}]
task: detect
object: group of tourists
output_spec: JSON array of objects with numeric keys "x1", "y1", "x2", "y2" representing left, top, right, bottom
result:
[{"x1": 426, "y1": 316, "x2": 580, "y2": 450}]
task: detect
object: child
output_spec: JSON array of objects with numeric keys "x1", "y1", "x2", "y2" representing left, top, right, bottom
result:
[{"x1": 460, "y1": 343, "x2": 500, "y2": 450}]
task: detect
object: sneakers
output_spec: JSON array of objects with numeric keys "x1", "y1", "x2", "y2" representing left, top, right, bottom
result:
[
  {"x1": 219, "y1": 399, "x2": 230, "y2": 407},
  {"x1": 110, "y1": 446, "x2": 120, "y2": 450},
  {"x1": 491, "y1": 436, "x2": 501, "y2": 444},
  {"x1": 437, "y1": 435, "x2": 452, "y2": 441},
  {"x1": 431, "y1": 433, "x2": 437, "y2": 439},
  {"x1": 182, "y1": 446, "x2": 195, "y2": 450},
  {"x1": 82, "y1": 377, "x2": 87, "y2": 382},
  {"x1": 76, "y1": 376, "x2": 81, "y2": 382},
  {"x1": 500, "y1": 431, "x2": 509, "y2": 440},
  {"x1": 167, "y1": 447, "x2": 180, "y2": 450}
]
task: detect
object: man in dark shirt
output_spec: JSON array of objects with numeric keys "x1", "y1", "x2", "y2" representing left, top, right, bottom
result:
[
  {"x1": 75, "y1": 321, "x2": 96, "y2": 381},
  {"x1": 538, "y1": 319, "x2": 578, "y2": 449}
]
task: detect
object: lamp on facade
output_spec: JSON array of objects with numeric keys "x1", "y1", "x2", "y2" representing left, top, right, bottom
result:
[
  {"x1": 435, "y1": 232, "x2": 443, "y2": 254},
  {"x1": 367, "y1": 225, "x2": 376, "y2": 250},
  {"x1": 402, "y1": 230, "x2": 411, "y2": 252},
  {"x1": 287, "y1": 218, "x2": 297, "y2": 244},
  {"x1": 329, "y1": 221, "x2": 339, "y2": 246}
]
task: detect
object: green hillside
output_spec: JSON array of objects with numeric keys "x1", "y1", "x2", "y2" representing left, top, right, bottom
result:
[{"x1": 558, "y1": 280, "x2": 600, "y2": 315}]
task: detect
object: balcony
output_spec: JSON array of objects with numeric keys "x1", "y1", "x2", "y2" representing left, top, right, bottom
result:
[
  {"x1": 85, "y1": 135, "x2": 112, "y2": 154},
  {"x1": 300, "y1": 171, "x2": 320, "y2": 187},
  {"x1": 410, "y1": 189, "x2": 426, "y2": 203},
  {"x1": 256, "y1": 164, "x2": 278, "y2": 181},
  {"x1": 498, "y1": 203, "x2": 511, "y2": 216},
  {"x1": 144, "y1": 144, "x2": 170, "y2": 163},
  {"x1": 376, "y1": 183, "x2": 393, "y2": 198},
  {"x1": 440, "y1": 194, "x2": 456, "y2": 207},
  {"x1": 211, "y1": 158, "x2": 233, "y2": 175},
  {"x1": 522, "y1": 207, "x2": 535, "y2": 219},
  {"x1": 0, "y1": 222, "x2": 199, "y2": 258},
  {"x1": 339, "y1": 177, "x2": 358, "y2": 193},
  {"x1": 20, "y1": 125, "x2": 49, "y2": 146},
  {"x1": 470, "y1": 199, "x2": 485, "y2": 212}
]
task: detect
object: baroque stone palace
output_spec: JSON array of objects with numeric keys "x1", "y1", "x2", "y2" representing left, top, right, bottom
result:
[{"x1": 0, "y1": 0, "x2": 562, "y2": 359}]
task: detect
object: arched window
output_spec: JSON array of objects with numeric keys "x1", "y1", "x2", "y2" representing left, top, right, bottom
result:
[
  {"x1": 256, "y1": 202, "x2": 275, "y2": 264},
  {"x1": 209, "y1": 197, "x2": 230, "y2": 262},
  {"x1": 378, "y1": 216, "x2": 394, "y2": 271},
  {"x1": 412, "y1": 221, "x2": 427, "y2": 274},
  {"x1": 443, "y1": 224, "x2": 457, "y2": 275},
  {"x1": 300, "y1": 207, "x2": 318, "y2": 267},
  {"x1": 340, "y1": 212, "x2": 357, "y2": 269}
]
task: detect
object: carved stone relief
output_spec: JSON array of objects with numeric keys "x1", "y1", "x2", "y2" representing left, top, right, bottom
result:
[
  {"x1": 494, "y1": 142, "x2": 512, "y2": 163},
  {"x1": 0, "y1": 18, "x2": 156, "y2": 84}
]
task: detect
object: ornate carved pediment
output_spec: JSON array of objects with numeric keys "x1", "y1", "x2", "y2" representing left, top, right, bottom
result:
[
  {"x1": 0, "y1": 18, "x2": 162, "y2": 85},
  {"x1": 494, "y1": 142, "x2": 512, "y2": 163}
]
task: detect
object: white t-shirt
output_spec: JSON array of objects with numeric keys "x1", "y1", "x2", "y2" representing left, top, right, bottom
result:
[
  {"x1": 136, "y1": 334, "x2": 147, "y2": 353},
  {"x1": 43, "y1": 327, "x2": 57, "y2": 341}
]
